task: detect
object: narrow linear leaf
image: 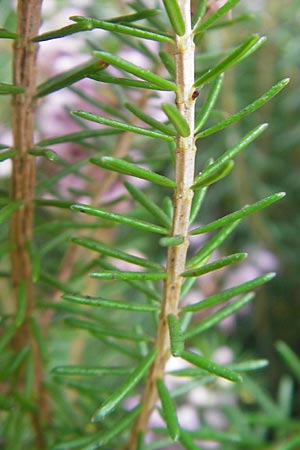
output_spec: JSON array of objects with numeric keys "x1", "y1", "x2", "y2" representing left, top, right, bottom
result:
[
  {"x1": 124, "y1": 181, "x2": 171, "y2": 229},
  {"x1": 0, "y1": 201, "x2": 23, "y2": 224},
  {"x1": 276, "y1": 341, "x2": 300, "y2": 383},
  {"x1": 194, "y1": 35, "x2": 260, "y2": 88},
  {"x1": 63, "y1": 293, "x2": 159, "y2": 312},
  {"x1": 181, "y1": 350, "x2": 243, "y2": 383},
  {"x1": 90, "y1": 271, "x2": 167, "y2": 281},
  {"x1": 209, "y1": 13, "x2": 255, "y2": 30},
  {"x1": 227, "y1": 359, "x2": 269, "y2": 373},
  {"x1": 194, "y1": 0, "x2": 241, "y2": 34},
  {"x1": 91, "y1": 156, "x2": 176, "y2": 187},
  {"x1": 69, "y1": 16, "x2": 172, "y2": 43},
  {"x1": 163, "y1": 0, "x2": 185, "y2": 36},
  {"x1": 28, "y1": 147, "x2": 58, "y2": 162},
  {"x1": 197, "y1": 78, "x2": 290, "y2": 138},
  {"x1": 72, "y1": 236, "x2": 161, "y2": 270},
  {"x1": 162, "y1": 103, "x2": 190, "y2": 137},
  {"x1": 168, "y1": 314, "x2": 184, "y2": 356},
  {"x1": 65, "y1": 317, "x2": 152, "y2": 342},
  {"x1": 189, "y1": 187, "x2": 208, "y2": 225},
  {"x1": 238, "y1": 36, "x2": 266, "y2": 62},
  {"x1": 108, "y1": 9, "x2": 162, "y2": 23},
  {"x1": 182, "y1": 252, "x2": 247, "y2": 277},
  {"x1": 92, "y1": 347, "x2": 157, "y2": 421},
  {"x1": 187, "y1": 220, "x2": 240, "y2": 270},
  {"x1": 72, "y1": 110, "x2": 173, "y2": 141},
  {"x1": 192, "y1": 124, "x2": 268, "y2": 189},
  {"x1": 0, "y1": 27, "x2": 19, "y2": 39},
  {"x1": 52, "y1": 365, "x2": 132, "y2": 376},
  {"x1": 0, "y1": 149, "x2": 17, "y2": 162},
  {"x1": 89, "y1": 73, "x2": 173, "y2": 91},
  {"x1": 195, "y1": 74, "x2": 224, "y2": 134},
  {"x1": 37, "y1": 129, "x2": 121, "y2": 146},
  {"x1": 192, "y1": 160, "x2": 234, "y2": 190},
  {"x1": 71, "y1": 203, "x2": 169, "y2": 235},
  {"x1": 93, "y1": 51, "x2": 177, "y2": 91},
  {"x1": 36, "y1": 59, "x2": 108, "y2": 97},
  {"x1": 184, "y1": 293, "x2": 255, "y2": 338},
  {"x1": 0, "y1": 82, "x2": 25, "y2": 95},
  {"x1": 190, "y1": 192, "x2": 285, "y2": 235},
  {"x1": 157, "y1": 378, "x2": 180, "y2": 441},
  {"x1": 192, "y1": 0, "x2": 207, "y2": 27},
  {"x1": 160, "y1": 235, "x2": 185, "y2": 247},
  {"x1": 32, "y1": 21, "x2": 92, "y2": 42},
  {"x1": 125, "y1": 102, "x2": 176, "y2": 136},
  {"x1": 159, "y1": 51, "x2": 176, "y2": 78},
  {"x1": 182, "y1": 272, "x2": 275, "y2": 312}
]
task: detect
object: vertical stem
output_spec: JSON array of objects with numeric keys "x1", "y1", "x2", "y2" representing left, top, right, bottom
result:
[
  {"x1": 10, "y1": 1, "x2": 46, "y2": 448},
  {"x1": 126, "y1": 2, "x2": 196, "y2": 448}
]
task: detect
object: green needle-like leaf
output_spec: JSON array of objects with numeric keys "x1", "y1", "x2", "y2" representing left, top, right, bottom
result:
[
  {"x1": 195, "y1": 74, "x2": 224, "y2": 134},
  {"x1": 37, "y1": 128, "x2": 121, "y2": 146},
  {"x1": 32, "y1": 21, "x2": 92, "y2": 42},
  {"x1": 0, "y1": 27, "x2": 19, "y2": 39},
  {"x1": 69, "y1": 16, "x2": 172, "y2": 43},
  {"x1": 157, "y1": 378, "x2": 181, "y2": 441},
  {"x1": 190, "y1": 192, "x2": 285, "y2": 235},
  {"x1": 28, "y1": 147, "x2": 58, "y2": 162},
  {"x1": 168, "y1": 314, "x2": 184, "y2": 356},
  {"x1": 194, "y1": 0, "x2": 241, "y2": 34},
  {"x1": 192, "y1": 124, "x2": 268, "y2": 189},
  {"x1": 36, "y1": 59, "x2": 108, "y2": 97},
  {"x1": 0, "y1": 149, "x2": 17, "y2": 162},
  {"x1": 181, "y1": 350, "x2": 243, "y2": 383},
  {"x1": 182, "y1": 252, "x2": 247, "y2": 277},
  {"x1": 163, "y1": 0, "x2": 185, "y2": 36},
  {"x1": 72, "y1": 110, "x2": 174, "y2": 141},
  {"x1": 109, "y1": 9, "x2": 162, "y2": 23},
  {"x1": 90, "y1": 271, "x2": 167, "y2": 281},
  {"x1": 63, "y1": 293, "x2": 159, "y2": 312},
  {"x1": 125, "y1": 102, "x2": 176, "y2": 136},
  {"x1": 193, "y1": 160, "x2": 234, "y2": 190},
  {"x1": 0, "y1": 201, "x2": 23, "y2": 224},
  {"x1": 159, "y1": 51, "x2": 176, "y2": 78},
  {"x1": 185, "y1": 293, "x2": 255, "y2": 338},
  {"x1": 93, "y1": 51, "x2": 177, "y2": 91},
  {"x1": 179, "y1": 430, "x2": 200, "y2": 450},
  {"x1": 71, "y1": 203, "x2": 169, "y2": 234},
  {"x1": 227, "y1": 359, "x2": 269, "y2": 373},
  {"x1": 65, "y1": 318, "x2": 152, "y2": 342},
  {"x1": 0, "y1": 82, "x2": 25, "y2": 95},
  {"x1": 197, "y1": 78, "x2": 290, "y2": 138},
  {"x1": 186, "y1": 220, "x2": 240, "y2": 270},
  {"x1": 159, "y1": 235, "x2": 185, "y2": 247},
  {"x1": 276, "y1": 341, "x2": 300, "y2": 383},
  {"x1": 72, "y1": 236, "x2": 161, "y2": 269},
  {"x1": 189, "y1": 186, "x2": 208, "y2": 224},
  {"x1": 52, "y1": 365, "x2": 133, "y2": 376},
  {"x1": 124, "y1": 181, "x2": 171, "y2": 229},
  {"x1": 162, "y1": 103, "x2": 190, "y2": 137},
  {"x1": 182, "y1": 272, "x2": 275, "y2": 312},
  {"x1": 91, "y1": 157, "x2": 176, "y2": 187},
  {"x1": 194, "y1": 35, "x2": 261, "y2": 88},
  {"x1": 92, "y1": 347, "x2": 157, "y2": 421},
  {"x1": 89, "y1": 72, "x2": 173, "y2": 91}
]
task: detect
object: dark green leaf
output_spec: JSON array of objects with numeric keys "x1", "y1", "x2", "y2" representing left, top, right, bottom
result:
[
  {"x1": 109, "y1": 9, "x2": 162, "y2": 23},
  {"x1": 162, "y1": 103, "x2": 190, "y2": 137},
  {"x1": 63, "y1": 293, "x2": 159, "y2": 312},
  {"x1": 192, "y1": 160, "x2": 234, "y2": 190},
  {"x1": 52, "y1": 365, "x2": 132, "y2": 376},
  {"x1": 32, "y1": 21, "x2": 92, "y2": 42},
  {"x1": 92, "y1": 348, "x2": 157, "y2": 420},
  {"x1": 0, "y1": 149, "x2": 17, "y2": 162},
  {"x1": 0, "y1": 82, "x2": 25, "y2": 95},
  {"x1": 125, "y1": 102, "x2": 176, "y2": 136},
  {"x1": 90, "y1": 271, "x2": 167, "y2": 281},
  {"x1": 0, "y1": 27, "x2": 19, "y2": 39},
  {"x1": 37, "y1": 128, "x2": 121, "y2": 146},
  {"x1": 194, "y1": 74, "x2": 224, "y2": 133},
  {"x1": 182, "y1": 252, "x2": 247, "y2": 277},
  {"x1": 157, "y1": 378, "x2": 180, "y2": 441},
  {"x1": 163, "y1": 0, "x2": 185, "y2": 36},
  {"x1": 276, "y1": 341, "x2": 300, "y2": 383},
  {"x1": 89, "y1": 73, "x2": 173, "y2": 91},
  {"x1": 168, "y1": 314, "x2": 184, "y2": 356}
]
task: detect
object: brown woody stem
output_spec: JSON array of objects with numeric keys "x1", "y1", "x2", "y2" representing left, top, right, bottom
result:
[
  {"x1": 125, "y1": 1, "x2": 196, "y2": 447},
  {"x1": 10, "y1": 1, "x2": 46, "y2": 448}
]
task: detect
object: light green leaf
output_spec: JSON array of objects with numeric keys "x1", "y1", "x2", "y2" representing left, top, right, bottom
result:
[
  {"x1": 0, "y1": 82, "x2": 24, "y2": 95},
  {"x1": 168, "y1": 314, "x2": 184, "y2": 356},
  {"x1": 227, "y1": 359, "x2": 269, "y2": 373},
  {"x1": 72, "y1": 110, "x2": 174, "y2": 141},
  {"x1": 90, "y1": 271, "x2": 167, "y2": 281},
  {"x1": 91, "y1": 156, "x2": 176, "y2": 187},
  {"x1": 184, "y1": 293, "x2": 255, "y2": 338},
  {"x1": 194, "y1": 35, "x2": 261, "y2": 88},
  {"x1": 197, "y1": 78, "x2": 290, "y2": 138},
  {"x1": 194, "y1": 0, "x2": 241, "y2": 34},
  {"x1": 186, "y1": 220, "x2": 240, "y2": 270},
  {"x1": 163, "y1": 0, "x2": 185, "y2": 36},
  {"x1": 192, "y1": 124, "x2": 268, "y2": 189},
  {"x1": 159, "y1": 235, "x2": 185, "y2": 247},
  {"x1": 89, "y1": 73, "x2": 173, "y2": 91},
  {"x1": 36, "y1": 59, "x2": 107, "y2": 97},
  {"x1": 182, "y1": 272, "x2": 275, "y2": 312},
  {"x1": 72, "y1": 236, "x2": 161, "y2": 270},
  {"x1": 193, "y1": 160, "x2": 234, "y2": 190},
  {"x1": 28, "y1": 147, "x2": 58, "y2": 162},
  {"x1": 108, "y1": 9, "x2": 162, "y2": 23},
  {"x1": 157, "y1": 378, "x2": 180, "y2": 441},
  {"x1": 190, "y1": 192, "x2": 285, "y2": 235},
  {"x1": 182, "y1": 253, "x2": 247, "y2": 277},
  {"x1": 181, "y1": 350, "x2": 243, "y2": 383},
  {"x1": 93, "y1": 51, "x2": 177, "y2": 91},
  {"x1": 162, "y1": 103, "x2": 190, "y2": 137},
  {"x1": 63, "y1": 293, "x2": 159, "y2": 312},
  {"x1": 125, "y1": 102, "x2": 176, "y2": 136},
  {"x1": 92, "y1": 347, "x2": 157, "y2": 420},
  {"x1": 124, "y1": 181, "x2": 171, "y2": 229},
  {"x1": 194, "y1": 74, "x2": 224, "y2": 134},
  {"x1": 52, "y1": 365, "x2": 132, "y2": 376},
  {"x1": 179, "y1": 430, "x2": 200, "y2": 450}
]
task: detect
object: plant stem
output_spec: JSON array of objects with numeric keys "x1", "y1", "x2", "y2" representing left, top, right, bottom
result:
[
  {"x1": 125, "y1": 2, "x2": 196, "y2": 447},
  {"x1": 10, "y1": 1, "x2": 46, "y2": 448}
]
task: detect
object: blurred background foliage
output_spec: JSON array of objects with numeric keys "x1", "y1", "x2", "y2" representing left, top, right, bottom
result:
[{"x1": 0, "y1": 0, "x2": 299, "y2": 448}]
